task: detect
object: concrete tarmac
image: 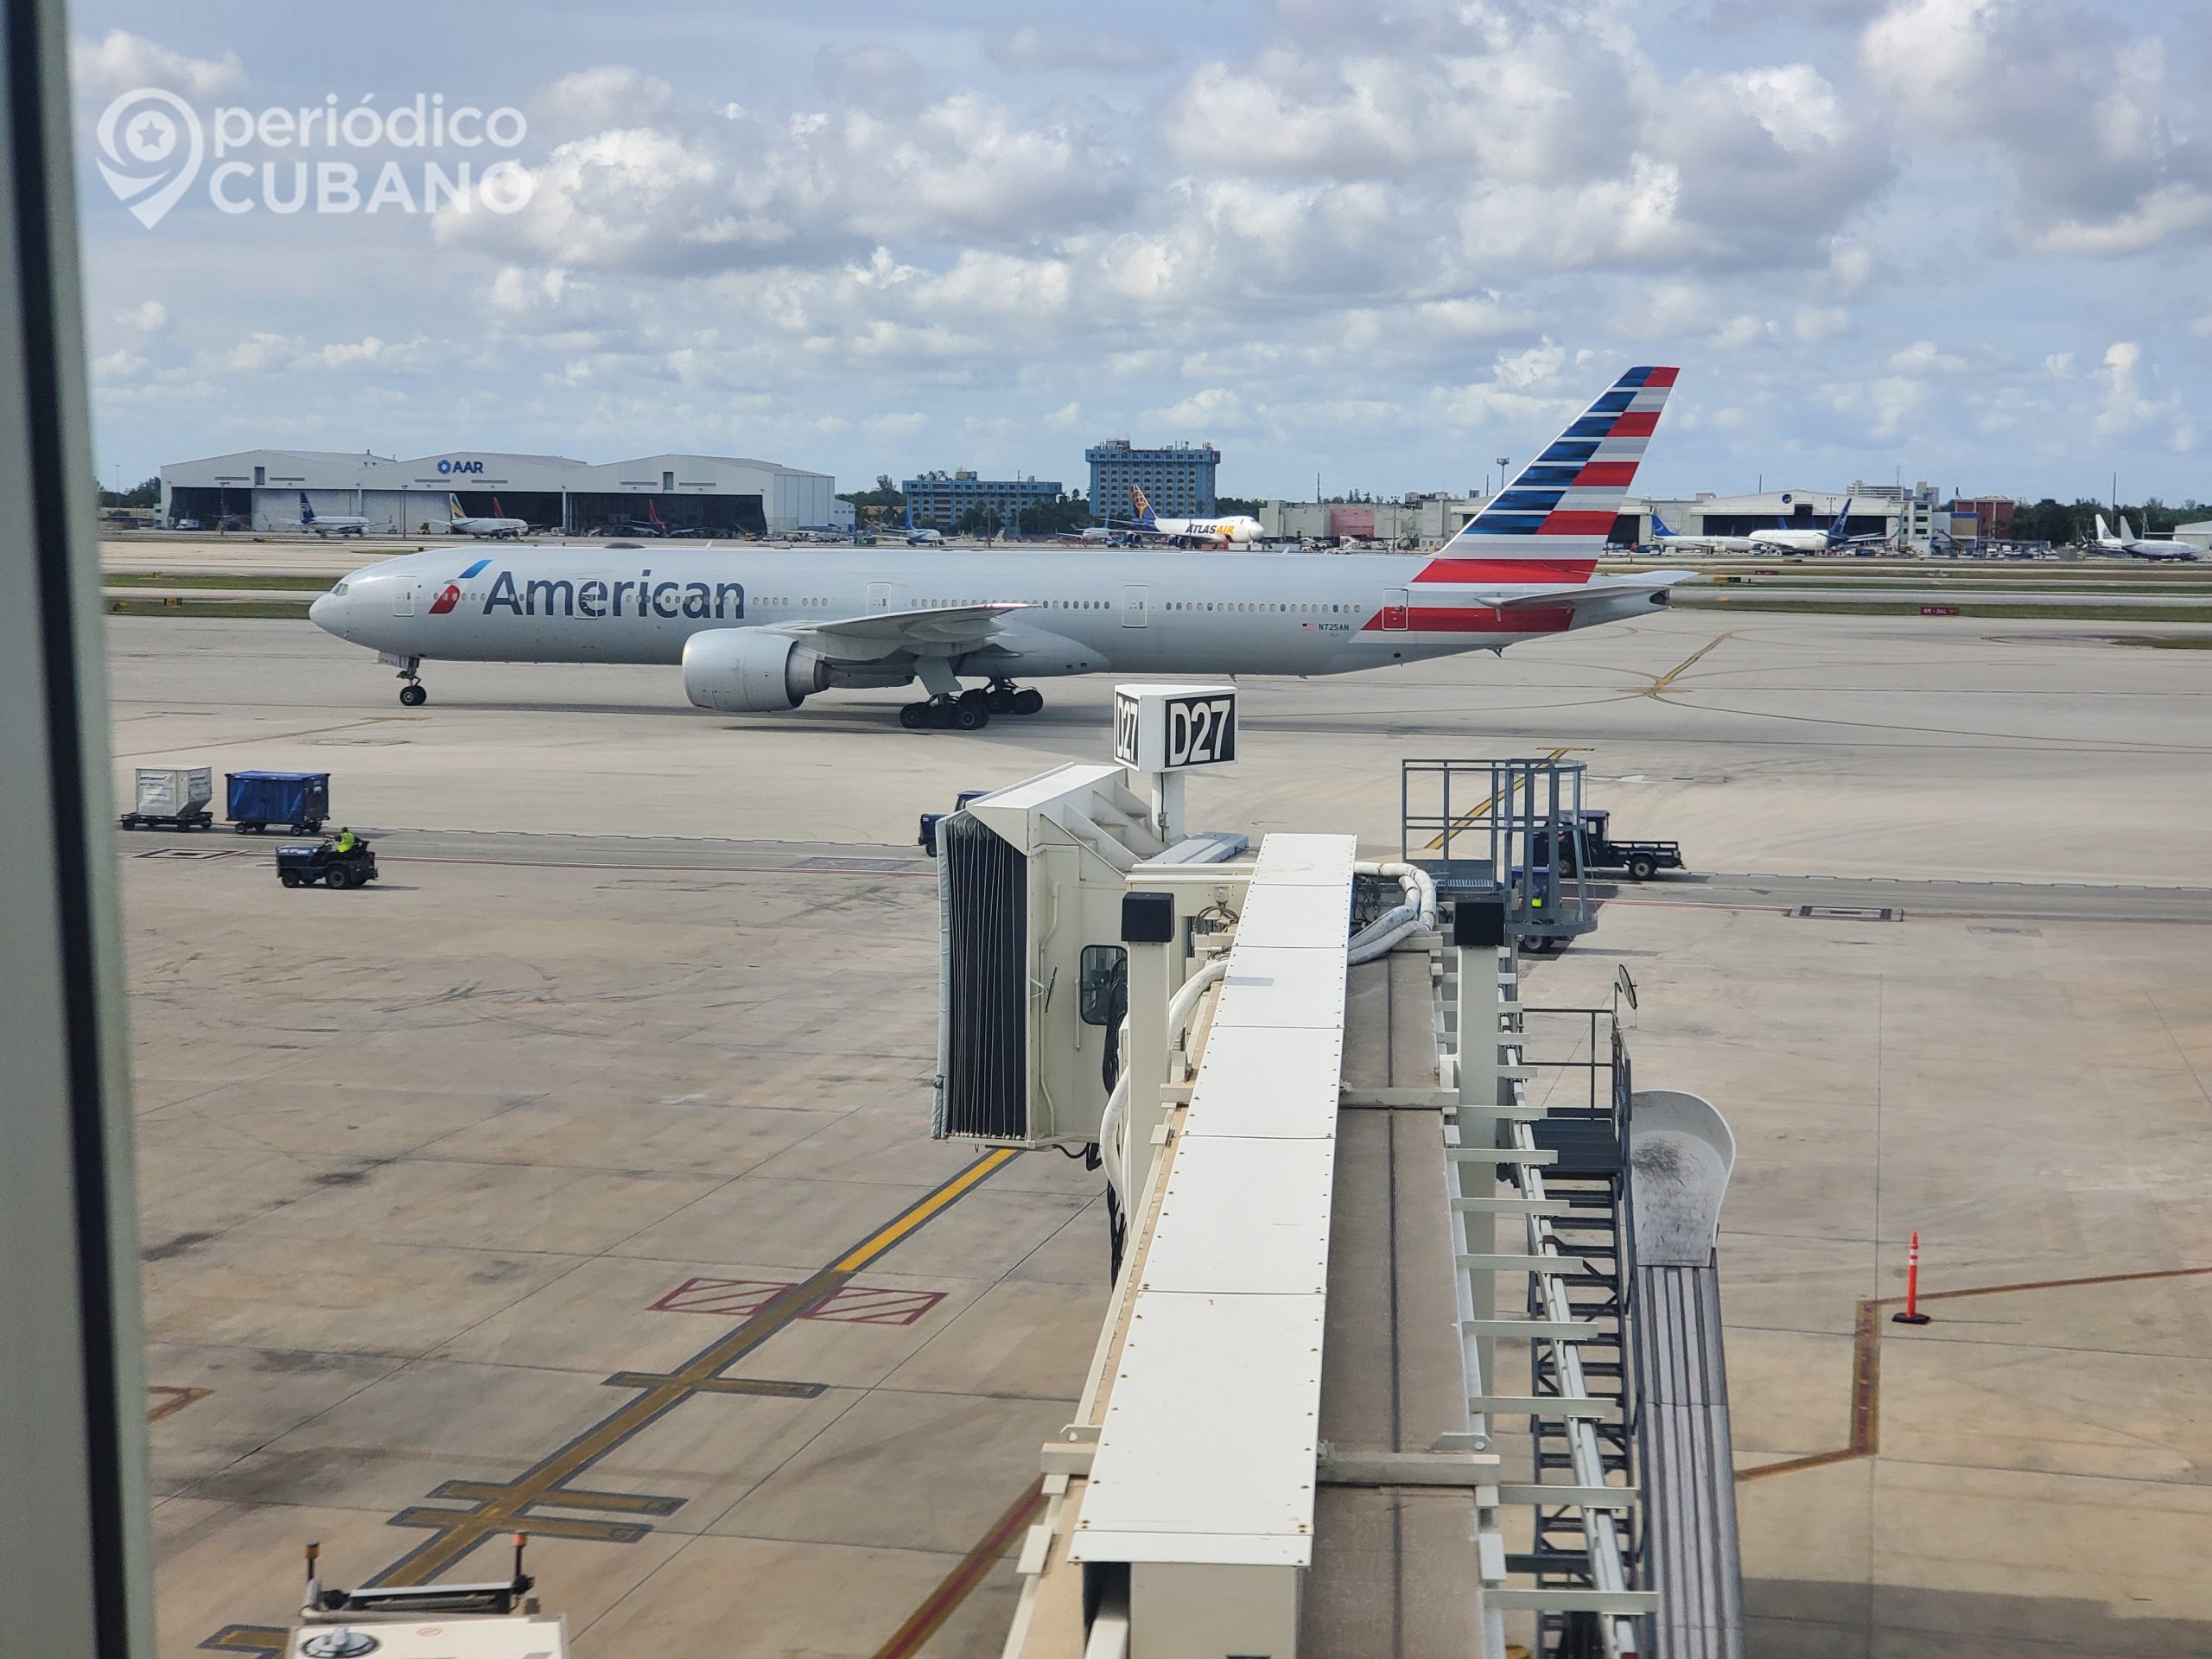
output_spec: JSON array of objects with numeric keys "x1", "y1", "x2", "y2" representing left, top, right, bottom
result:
[
  {"x1": 109, "y1": 609, "x2": 2212, "y2": 882},
  {"x1": 109, "y1": 607, "x2": 2212, "y2": 1656}
]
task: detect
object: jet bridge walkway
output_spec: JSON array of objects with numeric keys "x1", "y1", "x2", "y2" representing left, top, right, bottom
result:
[{"x1": 995, "y1": 831, "x2": 1741, "y2": 1658}]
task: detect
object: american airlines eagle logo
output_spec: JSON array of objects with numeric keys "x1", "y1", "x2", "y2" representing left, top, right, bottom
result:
[{"x1": 429, "y1": 559, "x2": 489, "y2": 615}]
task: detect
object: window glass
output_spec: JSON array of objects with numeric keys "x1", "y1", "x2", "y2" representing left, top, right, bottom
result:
[{"x1": 1078, "y1": 944, "x2": 1127, "y2": 1027}]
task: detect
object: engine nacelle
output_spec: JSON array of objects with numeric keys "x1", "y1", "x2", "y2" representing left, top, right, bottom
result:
[{"x1": 683, "y1": 628, "x2": 832, "y2": 713}]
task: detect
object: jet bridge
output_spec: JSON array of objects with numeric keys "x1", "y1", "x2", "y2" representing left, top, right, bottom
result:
[{"x1": 955, "y1": 734, "x2": 1743, "y2": 1659}]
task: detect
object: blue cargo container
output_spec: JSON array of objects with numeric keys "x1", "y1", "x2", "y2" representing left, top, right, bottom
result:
[{"x1": 226, "y1": 770, "x2": 330, "y2": 835}]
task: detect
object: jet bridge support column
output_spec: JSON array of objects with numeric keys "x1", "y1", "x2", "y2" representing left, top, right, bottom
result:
[
  {"x1": 1118, "y1": 890, "x2": 1178, "y2": 1255},
  {"x1": 1455, "y1": 899, "x2": 1510, "y2": 1405}
]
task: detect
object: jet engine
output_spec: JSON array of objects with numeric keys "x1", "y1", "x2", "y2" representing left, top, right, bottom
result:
[{"x1": 683, "y1": 629, "x2": 833, "y2": 712}]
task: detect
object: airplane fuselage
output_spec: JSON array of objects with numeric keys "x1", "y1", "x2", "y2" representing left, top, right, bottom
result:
[{"x1": 312, "y1": 544, "x2": 1670, "y2": 681}]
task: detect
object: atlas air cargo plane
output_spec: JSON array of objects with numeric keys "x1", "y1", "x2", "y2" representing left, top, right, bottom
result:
[{"x1": 311, "y1": 367, "x2": 1688, "y2": 726}]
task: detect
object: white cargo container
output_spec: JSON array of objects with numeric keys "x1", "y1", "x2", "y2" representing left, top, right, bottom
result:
[{"x1": 123, "y1": 766, "x2": 213, "y2": 828}]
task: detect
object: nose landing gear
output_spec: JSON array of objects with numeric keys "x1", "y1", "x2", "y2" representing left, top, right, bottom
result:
[{"x1": 394, "y1": 658, "x2": 428, "y2": 707}]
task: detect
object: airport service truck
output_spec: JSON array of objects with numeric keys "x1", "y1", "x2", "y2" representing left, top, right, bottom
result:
[{"x1": 1534, "y1": 809, "x2": 1685, "y2": 882}]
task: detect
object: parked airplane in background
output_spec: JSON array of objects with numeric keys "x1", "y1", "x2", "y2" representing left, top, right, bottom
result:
[
  {"x1": 298, "y1": 493, "x2": 367, "y2": 537},
  {"x1": 2094, "y1": 513, "x2": 2198, "y2": 560},
  {"x1": 1748, "y1": 498, "x2": 1881, "y2": 554},
  {"x1": 448, "y1": 494, "x2": 528, "y2": 539},
  {"x1": 1128, "y1": 486, "x2": 1263, "y2": 547},
  {"x1": 1646, "y1": 512, "x2": 1753, "y2": 555},
  {"x1": 1649, "y1": 498, "x2": 1881, "y2": 556},
  {"x1": 310, "y1": 366, "x2": 1693, "y2": 727},
  {"x1": 606, "y1": 500, "x2": 674, "y2": 537},
  {"x1": 903, "y1": 503, "x2": 944, "y2": 546}
]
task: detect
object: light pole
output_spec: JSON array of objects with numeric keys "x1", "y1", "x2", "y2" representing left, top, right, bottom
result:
[{"x1": 1496, "y1": 458, "x2": 1510, "y2": 501}]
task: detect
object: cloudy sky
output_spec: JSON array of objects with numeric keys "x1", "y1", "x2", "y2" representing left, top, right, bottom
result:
[{"x1": 70, "y1": 0, "x2": 2212, "y2": 504}]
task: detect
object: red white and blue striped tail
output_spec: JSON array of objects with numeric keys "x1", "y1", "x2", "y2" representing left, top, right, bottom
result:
[{"x1": 1420, "y1": 365, "x2": 1677, "y2": 586}]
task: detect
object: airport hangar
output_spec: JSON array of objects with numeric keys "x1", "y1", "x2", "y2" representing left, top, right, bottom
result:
[
  {"x1": 158, "y1": 448, "x2": 842, "y2": 537},
  {"x1": 1260, "y1": 480, "x2": 1943, "y2": 547}
]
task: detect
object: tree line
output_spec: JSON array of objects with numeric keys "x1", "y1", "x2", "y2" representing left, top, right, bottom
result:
[{"x1": 1993, "y1": 497, "x2": 2202, "y2": 543}]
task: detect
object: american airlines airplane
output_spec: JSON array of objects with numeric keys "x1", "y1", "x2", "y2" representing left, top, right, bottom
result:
[
  {"x1": 310, "y1": 366, "x2": 1688, "y2": 726},
  {"x1": 448, "y1": 493, "x2": 529, "y2": 539},
  {"x1": 1128, "y1": 484, "x2": 1262, "y2": 547},
  {"x1": 298, "y1": 492, "x2": 367, "y2": 537}
]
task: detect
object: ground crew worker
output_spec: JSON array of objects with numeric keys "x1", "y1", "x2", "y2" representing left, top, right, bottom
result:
[{"x1": 334, "y1": 826, "x2": 359, "y2": 854}]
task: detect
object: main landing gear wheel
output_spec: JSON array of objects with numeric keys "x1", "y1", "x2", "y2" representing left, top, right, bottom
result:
[
  {"x1": 983, "y1": 681, "x2": 1045, "y2": 716},
  {"x1": 899, "y1": 696, "x2": 989, "y2": 731},
  {"x1": 1012, "y1": 688, "x2": 1044, "y2": 716},
  {"x1": 399, "y1": 683, "x2": 428, "y2": 707}
]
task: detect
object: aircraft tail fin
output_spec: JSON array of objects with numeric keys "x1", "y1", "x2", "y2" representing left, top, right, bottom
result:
[
  {"x1": 2094, "y1": 512, "x2": 2110, "y2": 542},
  {"x1": 2120, "y1": 515, "x2": 2136, "y2": 542},
  {"x1": 647, "y1": 499, "x2": 664, "y2": 531},
  {"x1": 298, "y1": 491, "x2": 315, "y2": 524},
  {"x1": 1427, "y1": 366, "x2": 1678, "y2": 580},
  {"x1": 1650, "y1": 511, "x2": 1675, "y2": 538},
  {"x1": 448, "y1": 493, "x2": 466, "y2": 521},
  {"x1": 1829, "y1": 496, "x2": 1853, "y2": 536},
  {"x1": 1130, "y1": 484, "x2": 1158, "y2": 529}
]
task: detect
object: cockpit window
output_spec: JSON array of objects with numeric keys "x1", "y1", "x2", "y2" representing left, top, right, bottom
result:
[{"x1": 333, "y1": 582, "x2": 348, "y2": 594}]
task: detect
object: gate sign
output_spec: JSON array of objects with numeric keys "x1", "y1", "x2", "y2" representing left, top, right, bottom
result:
[{"x1": 1113, "y1": 683, "x2": 1238, "y2": 772}]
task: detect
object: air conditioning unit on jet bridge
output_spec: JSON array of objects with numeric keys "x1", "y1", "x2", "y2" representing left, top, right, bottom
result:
[{"x1": 932, "y1": 761, "x2": 1243, "y2": 1150}]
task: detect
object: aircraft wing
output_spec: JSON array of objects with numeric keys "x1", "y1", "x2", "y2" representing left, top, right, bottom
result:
[{"x1": 775, "y1": 601, "x2": 1029, "y2": 660}]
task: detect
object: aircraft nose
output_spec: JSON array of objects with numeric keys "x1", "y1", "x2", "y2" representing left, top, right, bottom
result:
[{"x1": 309, "y1": 591, "x2": 338, "y2": 631}]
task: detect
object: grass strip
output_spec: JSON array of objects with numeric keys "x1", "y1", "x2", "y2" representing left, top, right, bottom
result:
[
  {"x1": 106, "y1": 599, "x2": 314, "y2": 620},
  {"x1": 103, "y1": 572, "x2": 334, "y2": 591},
  {"x1": 1674, "y1": 597, "x2": 2212, "y2": 622}
]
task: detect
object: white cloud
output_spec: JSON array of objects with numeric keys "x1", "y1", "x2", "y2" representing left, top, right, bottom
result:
[
  {"x1": 988, "y1": 26, "x2": 1155, "y2": 73},
  {"x1": 441, "y1": 92, "x2": 1128, "y2": 274},
  {"x1": 1142, "y1": 386, "x2": 1243, "y2": 429},
  {"x1": 225, "y1": 332, "x2": 288, "y2": 373},
  {"x1": 812, "y1": 43, "x2": 927, "y2": 104},
  {"x1": 92, "y1": 348, "x2": 147, "y2": 379},
  {"x1": 1887, "y1": 340, "x2": 1964, "y2": 373},
  {"x1": 221, "y1": 331, "x2": 428, "y2": 373},
  {"x1": 72, "y1": 30, "x2": 243, "y2": 102},
  {"x1": 1862, "y1": 0, "x2": 2212, "y2": 257},
  {"x1": 529, "y1": 67, "x2": 677, "y2": 137},
  {"x1": 1713, "y1": 315, "x2": 1779, "y2": 349},
  {"x1": 123, "y1": 300, "x2": 169, "y2": 334},
  {"x1": 1494, "y1": 339, "x2": 1567, "y2": 388},
  {"x1": 1794, "y1": 305, "x2": 1848, "y2": 340},
  {"x1": 2093, "y1": 340, "x2": 2190, "y2": 448}
]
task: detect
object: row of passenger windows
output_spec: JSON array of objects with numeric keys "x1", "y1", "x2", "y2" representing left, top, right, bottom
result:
[
  {"x1": 784, "y1": 597, "x2": 1353, "y2": 614},
  {"x1": 1166, "y1": 601, "x2": 1349, "y2": 613}
]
